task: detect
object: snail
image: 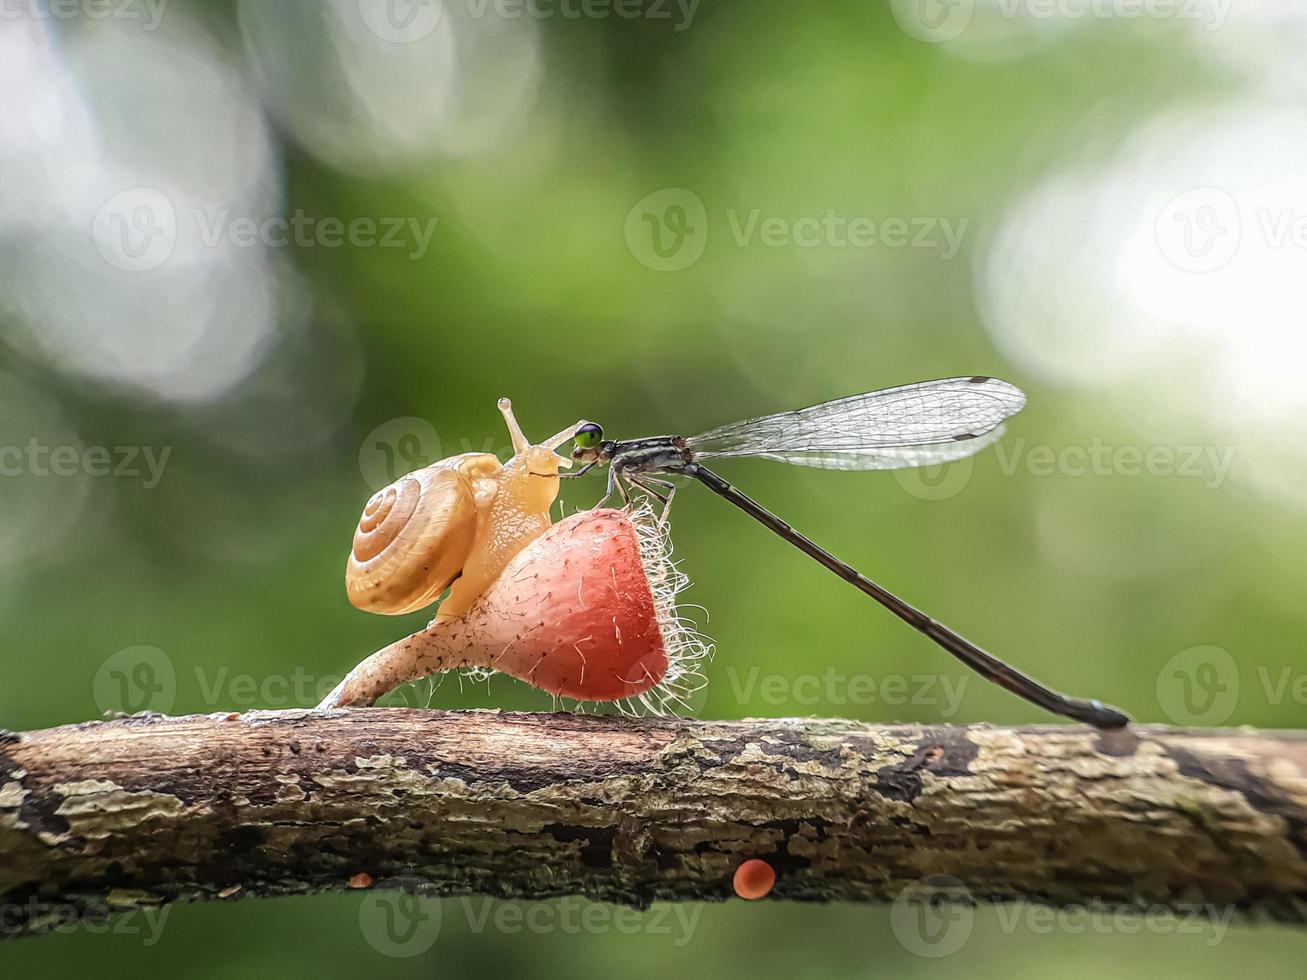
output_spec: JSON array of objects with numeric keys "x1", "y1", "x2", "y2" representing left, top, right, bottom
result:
[
  {"x1": 346, "y1": 398, "x2": 582, "y2": 623},
  {"x1": 323, "y1": 505, "x2": 710, "y2": 713}
]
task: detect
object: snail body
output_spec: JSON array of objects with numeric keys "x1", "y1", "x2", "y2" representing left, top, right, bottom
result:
[{"x1": 346, "y1": 399, "x2": 581, "y2": 620}]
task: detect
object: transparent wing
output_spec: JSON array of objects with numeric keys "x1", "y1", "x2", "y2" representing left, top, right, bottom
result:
[
  {"x1": 686, "y1": 376, "x2": 1025, "y2": 471},
  {"x1": 747, "y1": 424, "x2": 1011, "y2": 471}
]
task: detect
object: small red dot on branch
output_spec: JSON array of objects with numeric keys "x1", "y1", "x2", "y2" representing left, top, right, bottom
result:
[{"x1": 733, "y1": 859, "x2": 775, "y2": 900}]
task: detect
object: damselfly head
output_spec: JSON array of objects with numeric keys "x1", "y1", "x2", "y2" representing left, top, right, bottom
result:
[{"x1": 571, "y1": 421, "x2": 605, "y2": 463}]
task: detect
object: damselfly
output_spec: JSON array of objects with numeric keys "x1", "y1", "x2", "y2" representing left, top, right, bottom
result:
[{"x1": 565, "y1": 376, "x2": 1130, "y2": 729}]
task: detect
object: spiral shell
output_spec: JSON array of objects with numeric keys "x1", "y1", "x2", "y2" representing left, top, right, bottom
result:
[{"x1": 346, "y1": 453, "x2": 501, "y2": 615}]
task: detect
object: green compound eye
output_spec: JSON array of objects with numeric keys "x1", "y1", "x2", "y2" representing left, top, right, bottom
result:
[{"x1": 574, "y1": 422, "x2": 603, "y2": 449}]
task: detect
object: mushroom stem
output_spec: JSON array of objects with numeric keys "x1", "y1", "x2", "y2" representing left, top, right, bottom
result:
[{"x1": 319, "y1": 622, "x2": 477, "y2": 709}]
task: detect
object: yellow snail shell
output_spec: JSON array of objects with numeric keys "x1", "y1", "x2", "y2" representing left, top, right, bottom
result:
[{"x1": 346, "y1": 453, "x2": 500, "y2": 615}]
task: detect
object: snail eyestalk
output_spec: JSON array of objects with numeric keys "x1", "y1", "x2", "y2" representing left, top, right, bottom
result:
[{"x1": 498, "y1": 397, "x2": 529, "y2": 456}]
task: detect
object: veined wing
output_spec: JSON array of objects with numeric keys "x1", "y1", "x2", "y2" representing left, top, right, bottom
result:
[
  {"x1": 735, "y1": 424, "x2": 1011, "y2": 471},
  {"x1": 686, "y1": 376, "x2": 1025, "y2": 471}
]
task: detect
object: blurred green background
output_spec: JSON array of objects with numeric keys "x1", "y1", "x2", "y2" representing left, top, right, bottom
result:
[{"x1": 3, "y1": 0, "x2": 1307, "y2": 975}]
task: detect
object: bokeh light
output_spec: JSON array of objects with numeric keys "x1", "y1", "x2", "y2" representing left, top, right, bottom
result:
[{"x1": 4, "y1": 1, "x2": 1307, "y2": 977}]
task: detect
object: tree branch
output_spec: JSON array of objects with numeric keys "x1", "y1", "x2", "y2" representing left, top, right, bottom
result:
[{"x1": 4, "y1": 709, "x2": 1307, "y2": 938}]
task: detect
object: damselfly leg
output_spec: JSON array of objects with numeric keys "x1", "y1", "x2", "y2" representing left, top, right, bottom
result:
[{"x1": 626, "y1": 475, "x2": 679, "y2": 524}]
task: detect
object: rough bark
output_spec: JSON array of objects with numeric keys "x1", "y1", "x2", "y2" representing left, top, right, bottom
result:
[{"x1": 3, "y1": 709, "x2": 1307, "y2": 939}]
